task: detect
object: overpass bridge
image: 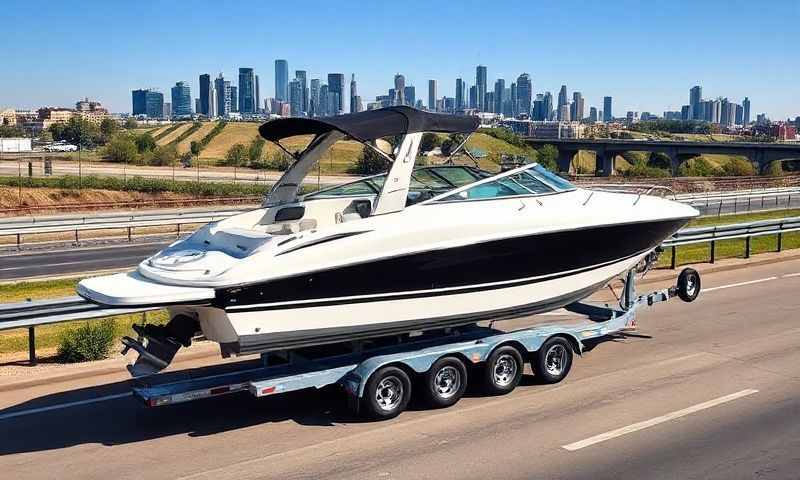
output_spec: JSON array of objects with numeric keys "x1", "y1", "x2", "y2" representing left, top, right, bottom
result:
[{"x1": 523, "y1": 138, "x2": 800, "y2": 176}]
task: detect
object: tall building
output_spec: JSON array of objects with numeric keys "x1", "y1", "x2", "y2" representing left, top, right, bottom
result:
[
  {"x1": 275, "y1": 60, "x2": 289, "y2": 102},
  {"x1": 603, "y1": 96, "x2": 613, "y2": 122},
  {"x1": 318, "y1": 84, "x2": 329, "y2": 116},
  {"x1": 238, "y1": 68, "x2": 256, "y2": 114},
  {"x1": 494, "y1": 79, "x2": 505, "y2": 114},
  {"x1": 455, "y1": 78, "x2": 465, "y2": 111},
  {"x1": 403, "y1": 86, "x2": 415, "y2": 107},
  {"x1": 309, "y1": 79, "x2": 320, "y2": 117},
  {"x1": 394, "y1": 74, "x2": 406, "y2": 106},
  {"x1": 735, "y1": 104, "x2": 744, "y2": 125},
  {"x1": 132, "y1": 89, "x2": 164, "y2": 118},
  {"x1": 476, "y1": 65, "x2": 487, "y2": 111},
  {"x1": 557, "y1": 85, "x2": 568, "y2": 121},
  {"x1": 742, "y1": 97, "x2": 751, "y2": 125},
  {"x1": 255, "y1": 75, "x2": 260, "y2": 113},
  {"x1": 230, "y1": 86, "x2": 238, "y2": 112},
  {"x1": 350, "y1": 74, "x2": 358, "y2": 114},
  {"x1": 589, "y1": 107, "x2": 598, "y2": 123},
  {"x1": 214, "y1": 74, "x2": 231, "y2": 117},
  {"x1": 571, "y1": 91, "x2": 584, "y2": 121},
  {"x1": 327, "y1": 73, "x2": 345, "y2": 114},
  {"x1": 516, "y1": 73, "x2": 532, "y2": 117},
  {"x1": 690, "y1": 85, "x2": 702, "y2": 120},
  {"x1": 199, "y1": 74, "x2": 212, "y2": 116},
  {"x1": 469, "y1": 85, "x2": 477, "y2": 110},
  {"x1": 289, "y1": 79, "x2": 302, "y2": 116},
  {"x1": 532, "y1": 94, "x2": 544, "y2": 121},
  {"x1": 543, "y1": 92, "x2": 553, "y2": 121},
  {"x1": 295, "y1": 70, "x2": 308, "y2": 114},
  {"x1": 170, "y1": 81, "x2": 192, "y2": 117},
  {"x1": 428, "y1": 79, "x2": 437, "y2": 111}
]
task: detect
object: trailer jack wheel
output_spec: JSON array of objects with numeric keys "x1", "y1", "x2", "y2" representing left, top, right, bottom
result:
[{"x1": 677, "y1": 268, "x2": 701, "y2": 302}]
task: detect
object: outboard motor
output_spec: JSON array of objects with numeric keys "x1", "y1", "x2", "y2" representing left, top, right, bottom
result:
[{"x1": 121, "y1": 315, "x2": 199, "y2": 377}]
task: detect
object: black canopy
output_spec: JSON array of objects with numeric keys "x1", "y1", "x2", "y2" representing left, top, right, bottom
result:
[{"x1": 258, "y1": 106, "x2": 479, "y2": 143}]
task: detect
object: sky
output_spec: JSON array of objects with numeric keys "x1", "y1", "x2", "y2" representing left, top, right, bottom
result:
[{"x1": 1, "y1": 0, "x2": 798, "y2": 119}]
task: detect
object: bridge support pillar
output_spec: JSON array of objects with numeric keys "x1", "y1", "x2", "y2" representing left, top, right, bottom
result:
[
  {"x1": 596, "y1": 151, "x2": 615, "y2": 177},
  {"x1": 556, "y1": 149, "x2": 574, "y2": 173},
  {"x1": 668, "y1": 148, "x2": 680, "y2": 176}
]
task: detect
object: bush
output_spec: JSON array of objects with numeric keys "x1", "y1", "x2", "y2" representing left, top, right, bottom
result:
[
  {"x1": 649, "y1": 152, "x2": 672, "y2": 170},
  {"x1": 420, "y1": 132, "x2": 442, "y2": 153},
  {"x1": 720, "y1": 157, "x2": 756, "y2": 176},
  {"x1": 124, "y1": 118, "x2": 138, "y2": 129},
  {"x1": 57, "y1": 319, "x2": 116, "y2": 362},
  {"x1": 766, "y1": 160, "x2": 783, "y2": 177},
  {"x1": 248, "y1": 138, "x2": 265, "y2": 165},
  {"x1": 678, "y1": 157, "x2": 720, "y2": 177},
  {"x1": 135, "y1": 133, "x2": 156, "y2": 153},
  {"x1": 223, "y1": 143, "x2": 248, "y2": 167},
  {"x1": 623, "y1": 160, "x2": 670, "y2": 178},
  {"x1": 348, "y1": 145, "x2": 390, "y2": 174},
  {"x1": 252, "y1": 151, "x2": 291, "y2": 171},
  {"x1": 536, "y1": 144, "x2": 559, "y2": 171},
  {"x1": 103, "y1": 133, "x2": 138, "y2": 163},
  {"x1": 151, "y1": 144, "x2": 178, "y2": 166}
]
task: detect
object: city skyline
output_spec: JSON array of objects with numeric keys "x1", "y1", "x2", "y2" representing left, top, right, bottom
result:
[{"x1": 1, "y1": 1, "x2": 798, "y2": 119}]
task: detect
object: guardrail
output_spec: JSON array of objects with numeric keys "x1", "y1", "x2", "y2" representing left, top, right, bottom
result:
[
  {"x1": 2, "y1": 215, "x2": 799, "y2": 365},
  {"x1": 0, "y1": 207, "x2": 252, "y2": 248}
]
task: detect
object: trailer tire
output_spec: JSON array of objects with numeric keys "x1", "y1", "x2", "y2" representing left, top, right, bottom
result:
[
  {"x1": 361, "y1": 366, "x2": 412, "y2": 420},
  {"x1": 423, "y1": 356, "x2": 468, "y2": 408},
  {"x1": 677, "y1": 268, "x2": 701, "y2": 302},
  {"x1": 483, "y1": 346, "x2": 523, "y2": 395},
  {"x1": 534, "y1": 337, "x2": 573, "y2": 384}
]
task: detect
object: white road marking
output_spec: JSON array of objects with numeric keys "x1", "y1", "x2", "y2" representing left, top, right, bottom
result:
[
  {"x1": 0, "y1": 392, "x2": 132, "y2": 421},
  {"x1": 0, "y1": 255, "x2": 146, "y2": 272},
  {"x1": 782, "y1": 272, "x2": 800, "y2": 278},
  {"x1": 702, "y1": 277, "x2": 777, "y2": 293},
  {"x1": 562, "y1": 388, "x2": 759, "y2": 451}
]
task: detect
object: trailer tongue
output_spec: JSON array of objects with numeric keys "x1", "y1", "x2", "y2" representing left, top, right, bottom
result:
[{"x1": 128, "y1": 268, "x2": 700, "y2": 419}]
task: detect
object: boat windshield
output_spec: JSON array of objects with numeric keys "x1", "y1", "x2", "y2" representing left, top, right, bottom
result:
[{"x1": 431, "y1": 163, "x2": 575, "y2": 203}]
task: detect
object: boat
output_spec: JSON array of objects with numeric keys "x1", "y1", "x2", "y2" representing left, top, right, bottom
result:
[{"x1": 77, "y1": 106, "x2": 699, "y2": 376}]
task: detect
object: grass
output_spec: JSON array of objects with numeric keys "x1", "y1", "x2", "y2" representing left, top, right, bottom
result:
[
  {"x1": 156, "y1": 123, "x2": 194, "y2": 145},
  {"x1": 199, "y1": 122, "x2": 261, "y2": 160},
  {"x1": 176, "y1": 121, "x2": 216, "y2": 154},
  {"x1": 0, "y1": 278, "x2": 168, "y2": 356},
  {"x1": 152, "y1": 123, "x2": 185, "y2": 141}
]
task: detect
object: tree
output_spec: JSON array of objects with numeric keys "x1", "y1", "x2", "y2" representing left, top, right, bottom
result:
[
  {"x1": 135, "y1": 133, "x2": 156, "y2": 153},
  {"x1": 38, "y1": 130, "x2": 53, "y2": 143},
  {"x1": 720, "y1": 157, "x2": 756, "y2": 176},
  {"x1": 248, "y1": 138, "x2": 265, "y2": 166},
  {"x1": 124, "y1": 118, "x2": 138, "y2": 129},
  {"x1": 348, "y1": 145, "x2": 390, "y2": 174},
  {"x1": 0, "y1": 125, "x2": 25, "y2": 138},
  {"x1": 190, "y1": 140, "x2": 201, "y2": 156},
  {"x1": 225, "y1": 143, "x2": 248, "y2": 167},
  {"x1": 103, "y1": 133, "x2": 138, "y2": 163},
  {"x1": 151, "y1": 144, "x2": 178, "y2": 167},
  {"x1": 536, "y1": 144, "x2": 559, "y2": 171},
  {"x1": 50, "y1": 117, "x2": 101, "y2": 148},
  {"x1": 419, "y1": 132, "x2": 442, "y2": 153},
  {"x1": 648, "y1": 152, "x2": 672, "y2": 170},
  {"x1": 766, "y1": 160, "x2": 783, "y2": 177},
  {"x1": 440, "y1": 133, "x2": 465, "y2": 157},
  {"x1": 99, "y1": 118, "x2": 119, "y2": 141}
]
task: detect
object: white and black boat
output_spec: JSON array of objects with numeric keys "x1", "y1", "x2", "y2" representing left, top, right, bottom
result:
[{"x1": 77, "y1": 106, "x2": 698, "y2": 375}]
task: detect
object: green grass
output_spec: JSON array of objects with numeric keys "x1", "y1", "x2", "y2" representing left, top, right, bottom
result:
[{"x1": 0, "y1": 278, "x2": 168, "y2": 356}]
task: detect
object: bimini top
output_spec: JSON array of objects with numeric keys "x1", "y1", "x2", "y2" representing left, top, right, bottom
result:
[{"x1": 258, "y1": 106, "x2": 479, "y2": 143}]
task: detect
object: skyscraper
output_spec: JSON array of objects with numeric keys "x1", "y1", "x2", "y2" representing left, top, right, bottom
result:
[
  {"x1": 170, "y1": 81, "x2": 192, "y2": 117},
  {"x1": 255, "y1": 75, "x2": 260, "y2": 113},
  {"x1": 318, "y1": 83, "x2": 329, "y2": 117},
  {"x1": 238, "y1": 68, "x2": 256, "y2": 114},
  {"x1": 275, "y1": 60, "x2": 289, "y2": 102},
  {"x1": 494, "y1": 79, "x2": 505, "y2": 114},
  {"x1": 589, "y1": 107, "x2": 598, "y2": 123},
  {"x1": 428, "y1": 79, "x2": 437, "y2": 111},
  {"x1": 403, "y1": 86, "x2": 415, "y2": 107},
  {"x1": 199, "y1": 74, "x2": 212, "y2": 116},
  {"x1": 295, "y1": 70, "x2": 308, "y2": 114},
  {"x1": 327, "y1": 73, "x2": 345, "y2": 114},
  {"x1": 230, "y1": 86, "x2": 238, "y2": 112},
  {"x1": 309, "y1": 79, "x2": 320, "y2": 117},
  {"x1": 557, "y1": 85, "x2": 568, "y2": 121},
  {"x1": 132, "y1": 89, "x2": 164, "y2": 118},
  {"x1": 394, "y1": 74, "x2": 406, "y2": 106},
  {"x1": 455, "y1": 78, "x2": 465, "y2": 111},
  {"x1": 603, "y1": 96, "x2": 613, "y2": 122},
  {"x1": 742, "y1": 97, "x2": 751, "y2": 125},
  {"x1": 516, "y1": 73, "x2": 532, "y2": 117},
  {"x1": 476, "y1": 65, "x2": 487, "y2": 112},
  {"x1": 571, "y1": 91, "x2": 584, "y2": 121},
  {"x1": 214, "y1": 74, "x2": 230, "y2": 117},
  {"x1": 690, "y1": 85, "x2": 702, "y2": 120},
  {"x1": 469, "y1": 85, "x2": 477, "y2": 110},
  {"x1": 289, "y1": 79, "x2": 302, "y2": 116},
  {"x1": 543, "y1": 92, "x2": 553, "y2": 120},
  {"x1": 350, "y1": 74, "x2": 358, "y2": 114}
]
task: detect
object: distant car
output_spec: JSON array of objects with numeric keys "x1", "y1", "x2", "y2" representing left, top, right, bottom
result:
[{"x1": 44, "y1": 143, "x2": 78, "y2": 152}]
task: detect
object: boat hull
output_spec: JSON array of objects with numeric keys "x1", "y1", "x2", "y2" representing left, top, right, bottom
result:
[{"x1": 216, "y1": 251, "x2": 648, "y2": 355}]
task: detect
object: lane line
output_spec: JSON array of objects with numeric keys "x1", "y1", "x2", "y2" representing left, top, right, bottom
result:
[
  {"x1": 0, "y1": 392, "x2": 132, "y2": 421},
  {"x1": 0, "y1": 255, "x2": 146, "y2": 272},
  {"x1": 562, "y1": 388, "x2": 759, "y2": 451},
  {"x1": 782, "y1": 272, "x2": 800, "y2": 278},
  {"x1": 702, "y1": 277, "x2": 777, "y2": 293}
]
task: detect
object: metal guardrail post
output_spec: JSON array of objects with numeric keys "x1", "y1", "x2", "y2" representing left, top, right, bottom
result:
[
  {"x1": 744, "y1": 236, "x2": 751, "y2": 259},
  {"x1": 128, "y1": 226, "x2": 132, "y2": 242},
  {"x1": 670, "y1": 246, "x2": 677, "y2": 270},
  {"x1": 177, "y1": 223, "x2": 181, "y2": 237},
  {"x1": 17, "y1": 233, "x2": 21, "y2": 250},
  {"x1": 74, "y1": 229, "x2": 79, "y2": 245},
  {"x1": 710, "y1": 240, "x2": 716, "y2": 264},
  {"x1": 28, "y1": 326, "x2": 37, "y2": 365},
  {"x1": 777, "y1": 224, "x2": 783, "y2": 252}
]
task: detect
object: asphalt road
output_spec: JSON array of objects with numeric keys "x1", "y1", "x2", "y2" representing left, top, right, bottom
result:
[
  {"x1": 1, "y1": 259, "x2": 799, "y2": 479},
  {"x1": 0, "y1": 242, "x2": 167, "y2": 280}
]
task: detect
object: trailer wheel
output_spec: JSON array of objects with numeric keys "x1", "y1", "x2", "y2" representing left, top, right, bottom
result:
[
  {"x1": 361, "y1": 366, "x2": 412, "y2": 420},
  {"x1": 534, "y1": 337, "x2": 573, "y2": 384},
  {"x1": 677, "y1": 268, "x2": 701, "y2": 302},
  {"x1": 422, "y1": 356, "x2": 468, "y2": 408},
  {"x1": 483, "y1": 346, "x2": 523, "y2": 395}
]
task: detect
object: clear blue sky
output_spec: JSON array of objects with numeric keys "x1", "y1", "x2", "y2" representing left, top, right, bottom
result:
[{"x1": 2, "y1": 0, "x2": 798, "y2": 119}]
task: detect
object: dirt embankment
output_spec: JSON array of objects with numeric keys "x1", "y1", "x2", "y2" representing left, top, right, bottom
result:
[{"x1": 0, "y1": 186, "x2": 201, "y2": 216}]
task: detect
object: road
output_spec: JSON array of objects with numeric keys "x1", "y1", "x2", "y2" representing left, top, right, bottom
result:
[
  {"x1": 0, "y1": 158, "x2": 354, "y2": 186},
  {"x1": 1, "y1": 259, "x2": 799, "y2": 479},
  {"x1": 0, "y1": 242, "x2": 167, "y2": 280}
]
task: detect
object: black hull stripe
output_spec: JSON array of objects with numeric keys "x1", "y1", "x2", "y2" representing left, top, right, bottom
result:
[
  {"x1": 226, "y1": 249, "x2": 645, "y2": 312},
  {"x1": 222, "y1": 278, "x2": 607, "y2": 355}
]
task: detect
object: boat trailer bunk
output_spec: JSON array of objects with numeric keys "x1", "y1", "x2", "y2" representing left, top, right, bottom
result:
[{"x1": 130, "y1": 267, "x2": 701, "y2": 419}]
